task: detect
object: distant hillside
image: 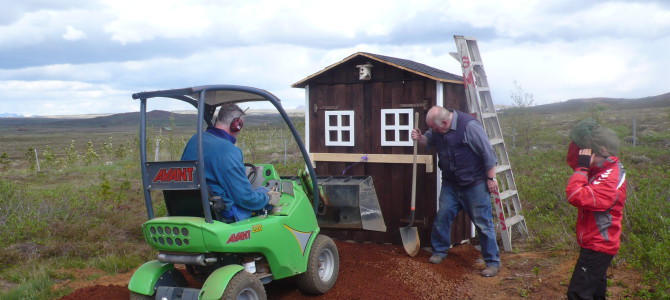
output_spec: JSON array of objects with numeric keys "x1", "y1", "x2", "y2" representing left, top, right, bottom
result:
[
  {"x1": 527, "y1": 92, "x2": 670, "y2": 114},
  {"x1": 0, "y1": 113, "x2": 23, "y2": 118},
  {"x1": 0, "y1": 110, "x2": 303, "y2": 132}
]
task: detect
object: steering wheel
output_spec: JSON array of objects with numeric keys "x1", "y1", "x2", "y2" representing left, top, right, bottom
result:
[{"x1": 244, "y1": 163, "x2": 258, "y2": 184}]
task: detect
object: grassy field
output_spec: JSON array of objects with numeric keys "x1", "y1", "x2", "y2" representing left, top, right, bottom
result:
[{"x1": 0, "y1": 106, "x2": 669, "y2": 299}]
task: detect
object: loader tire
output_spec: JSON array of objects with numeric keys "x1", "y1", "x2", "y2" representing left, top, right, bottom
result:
[
  {"x1": 221, "y1": 271, "x2": 266, "y2": 300},
  {"x1": 129, "y1": 292, "x2": 152, "y2": 300},
  {"x1": 296, "y1": 235, "x2": 339, "y2": 295}
]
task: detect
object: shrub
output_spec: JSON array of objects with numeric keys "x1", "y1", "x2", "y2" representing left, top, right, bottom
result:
[{"x1": 83, "y1": 141, "x2": 99, "y2": 165}]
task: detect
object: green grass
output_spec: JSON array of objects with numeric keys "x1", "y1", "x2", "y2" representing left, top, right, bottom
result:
[
  {"x1": 1, "y1": 109, "x2": 669, "y2": 298},
  {"x1": 0, "y1": 267, "x2": 60, "y2": 300}
]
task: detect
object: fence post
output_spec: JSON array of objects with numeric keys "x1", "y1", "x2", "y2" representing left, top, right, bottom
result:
[
  {"x1": 284, "y1": 139, "x2": 287, "y2": 164},
  {"x1": 633, "y1": 116, "x2": 637, "y2": 147},
  {"x1": 154, "y1": 139, "x2": 160, "y2": 161},
  {"x1": 34, "y1": 148, "x2": 41, "y2": 172}
]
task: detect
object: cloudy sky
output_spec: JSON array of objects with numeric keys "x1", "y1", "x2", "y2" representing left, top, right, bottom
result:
[{"x1": 1, "y1": 0, "x2": 669, "y2": 116}]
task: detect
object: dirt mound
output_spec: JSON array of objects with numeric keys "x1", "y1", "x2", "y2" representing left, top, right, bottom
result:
[
  {"x1": 58, "y1": 285, "x2": 129, "y2": 300},
  {"x1": 56, "y1": 240, "x2": 645, "y2": 300}
]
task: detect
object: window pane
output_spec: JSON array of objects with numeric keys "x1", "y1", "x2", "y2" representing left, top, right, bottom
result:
[
  {"x1": 329, "y1": 114, "x2": 337, "y2": 125},
  {"x1": 385, "y1": 113, "x2": 395, "y2": 126},
  {"x1": 329, "y1": 130, "x2": 338, "y2": 142},
  {"x1": 341, "y1": 115, "x2": 350, "y2": 126},
  {"x1": 385, "y1": 130, "x2": 395, "y2": 141},
  {"x1": 399, "y1": 130, "x2": 409, "y2": 141},
  {"x1": 342, "y1": 131, "x2": 350, "y2": 142},
  {"x1": 399, "y1": 113, "x2": 409, "y2": 126}
]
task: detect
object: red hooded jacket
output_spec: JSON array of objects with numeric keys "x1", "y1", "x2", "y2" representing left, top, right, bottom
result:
[{"x1": 566, "y1": 153, "x2": 627, "y2": 255}]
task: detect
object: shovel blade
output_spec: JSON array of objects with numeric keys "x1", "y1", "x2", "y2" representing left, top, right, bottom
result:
[{"x1": 399, "y1": 226, "x2": 420, "y2": 257}]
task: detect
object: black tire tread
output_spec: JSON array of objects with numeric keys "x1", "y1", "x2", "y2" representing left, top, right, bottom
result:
[
  {"x1": 295, "y1": 235, "x2": 339, "y2": 295},
  {"x1": 221, "y1": 270, "x2": 266, "y2": 300},
  {"x1": 129, "y1": 291, "x2": 153, "y2": 300}
]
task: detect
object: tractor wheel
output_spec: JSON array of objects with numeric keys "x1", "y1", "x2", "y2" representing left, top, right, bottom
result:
[
  {"x1": 296, "y1": 234, "x2": 339, "y2": 295},
  {"x1": 129, "y1": 292, "x2": 152, "y2": 300},
  {"x1": 221, "y1": 271, "x2": 266, "y2": 300}
]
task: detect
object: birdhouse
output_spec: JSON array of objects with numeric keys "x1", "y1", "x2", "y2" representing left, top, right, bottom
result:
[{"x1": 356, "y1": 61, "x2": 374, "y2": 80}]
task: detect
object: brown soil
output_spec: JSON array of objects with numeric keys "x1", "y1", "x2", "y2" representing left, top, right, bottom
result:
[{"x1": 56, "y1": 240, "x2": 646, "y2": 300}]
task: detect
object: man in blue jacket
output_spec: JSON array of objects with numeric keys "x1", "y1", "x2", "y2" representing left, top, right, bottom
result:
[
  {"x1": 181, "y1": 103, "x2": 276, "y2": 222},
  {"x1": 412, "y1": 106, "x2": 501, "y2": 277}
]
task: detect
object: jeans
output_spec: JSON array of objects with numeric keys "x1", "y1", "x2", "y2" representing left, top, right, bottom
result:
[{"x1": 431, "y1": 182, "x2": 500, "y2": 267}]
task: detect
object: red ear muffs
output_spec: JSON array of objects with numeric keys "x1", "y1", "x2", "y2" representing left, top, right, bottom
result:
[{"x1": 230, "y1": 117, "x2": 243, "y2": 132}]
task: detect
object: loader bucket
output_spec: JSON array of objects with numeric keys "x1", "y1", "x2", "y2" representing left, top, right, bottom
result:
[{"x1": 315, "y1": 176, "x2": 386, "y2": 232}]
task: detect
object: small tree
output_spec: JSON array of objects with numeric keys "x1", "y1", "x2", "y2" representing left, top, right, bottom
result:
[
  {"x1": 101, "y1": 137, "x2": 114, "y2": 159},
  {"x1": 24, "y1": 147, "x2": 37, "y2": 171},
  {"x1": 65, "y1": 140, "x2": 78, "y2": 166},
  {"x1": 0, "y1": 152, "x2": 10, "y2": 170},
  {"x1": 43, "y1": 145, "x2": 57, "y2": 169},
  {"x1": 83, "y1": 141, "x2": 100, "y2": 165},
  {"x1": 114, "y1": 143, "x2": 127, "y2": 159},
  {"x1": 508, "y1": 80, "x2": 540, "y2": 155},
  {"x1": 587, "y1": 103, "x2": 607, "y2": 124}
]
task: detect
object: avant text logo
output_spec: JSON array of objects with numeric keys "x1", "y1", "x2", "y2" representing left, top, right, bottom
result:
[
  {"x1": 152, "y1": 167, "x2": 195, "y2": 183},
  {"x1": 227, "y1": 230, "x2": 251, "y2": 244}
]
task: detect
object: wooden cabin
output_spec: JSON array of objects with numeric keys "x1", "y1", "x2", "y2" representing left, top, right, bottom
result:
[{"x1": 292, "y1": 52, "x2": 474, "y2": 246}]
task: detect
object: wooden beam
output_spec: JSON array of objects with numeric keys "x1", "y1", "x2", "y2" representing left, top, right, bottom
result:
[{"x1": 309, "y1": 153, "x2": 434, "y2": 173}]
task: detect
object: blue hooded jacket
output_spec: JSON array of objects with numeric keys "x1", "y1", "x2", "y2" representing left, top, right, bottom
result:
[{"x1": 181, "y1": 127, "x2": 268, "y2": 221}]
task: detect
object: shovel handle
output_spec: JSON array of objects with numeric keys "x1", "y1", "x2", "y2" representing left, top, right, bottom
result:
[{"x1": 409, "y1": 112, "x2": 419, "y2": 223}]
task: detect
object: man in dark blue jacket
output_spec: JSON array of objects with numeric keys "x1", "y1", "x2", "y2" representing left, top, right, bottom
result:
[
  {"x1": 182, "y1": 103, "x2": 277, "y2": 222},
  {"x1": 411, "y1": 106, "x2": 501, "y2": 277}
]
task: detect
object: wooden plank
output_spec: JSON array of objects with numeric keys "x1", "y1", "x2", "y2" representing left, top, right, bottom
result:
[{"x1": 310, "y1": 153, "x2": 433, "y2": 173}]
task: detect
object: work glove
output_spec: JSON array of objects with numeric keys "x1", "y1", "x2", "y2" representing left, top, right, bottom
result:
[{"x1": 267, "y1": 187, "x2": 281, "y2": 206}]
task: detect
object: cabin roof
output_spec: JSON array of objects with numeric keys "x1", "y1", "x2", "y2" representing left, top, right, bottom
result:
[{"x1": 292, "y1": 52, "x2": 463, "y2": 88}]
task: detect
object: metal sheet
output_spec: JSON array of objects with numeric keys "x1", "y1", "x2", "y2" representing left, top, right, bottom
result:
[{"x1": 316, "y1": 176, "x2": 386, "y2": 232}]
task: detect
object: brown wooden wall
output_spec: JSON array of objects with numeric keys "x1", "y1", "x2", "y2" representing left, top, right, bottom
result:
[{"x1": 305, "y1": 57, "x2": 470, "y2": 246}]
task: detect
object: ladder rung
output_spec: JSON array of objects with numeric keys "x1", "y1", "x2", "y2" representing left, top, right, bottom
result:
[
  {"x1": 496, "y1": 164, "x2": 511, "y2": 172},
  {"x1": 449, "y1": 52, "x2": 459, "y2": 61},
  {"x1": 504, "y1": 215, "x2": 524, "y2": 227},
  {"x1": 498, "y1": 189, "x2": 517, "y2": 200},
  {"x1": 482, "y1": 112, "x2": 497, "y2": 119},
  {"x1": 490, "y1": 138, "x2": 504, "y2": 146},
  {"x1": 477, "y1": 87, "x2": 490, "y2": 92}
]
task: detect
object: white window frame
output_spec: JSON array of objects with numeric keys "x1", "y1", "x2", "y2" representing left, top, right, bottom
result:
[
  {"x1": 381, "y1": 108, "x2": 413, "y2": 146},
  {"x1": 325, "y1": 110, "x2": 355, "y2": 146}
]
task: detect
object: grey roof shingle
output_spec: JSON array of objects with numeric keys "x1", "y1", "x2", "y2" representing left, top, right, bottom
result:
[{"x1": 361, "y1": 52, "x2": 463, "y2": 82}]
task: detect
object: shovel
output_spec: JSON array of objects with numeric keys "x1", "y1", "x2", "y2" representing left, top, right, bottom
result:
[{"x1": 400, "y1": 112, "x2": 421, "y2": 257}]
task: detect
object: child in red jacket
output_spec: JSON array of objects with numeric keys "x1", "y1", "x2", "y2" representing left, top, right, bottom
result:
[{"x1": 565, "y1": 119, "x2": 626, "y2": 300}]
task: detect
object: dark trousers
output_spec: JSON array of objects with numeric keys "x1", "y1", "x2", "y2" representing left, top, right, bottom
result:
[{"x1": 567, "y1": 247, "x2": 614, "y2": 300}]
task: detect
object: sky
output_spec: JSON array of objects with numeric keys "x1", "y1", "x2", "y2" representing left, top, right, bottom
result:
[{"x1": 1, "y1": 0, "x2": 669, "y2": 116}]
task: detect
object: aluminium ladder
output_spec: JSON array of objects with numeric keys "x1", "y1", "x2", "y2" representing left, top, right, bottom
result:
[{"x1": 451, "y1": 35, "x2": 529, "y2": 252}]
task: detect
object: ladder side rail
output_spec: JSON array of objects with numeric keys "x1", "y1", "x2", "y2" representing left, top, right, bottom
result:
[
  {"x1": 455, "y1": 38, "x2": 485, "y2": 121},
  {"x1": 492, "y1": 190, "x2": 513, "y2": 252}
]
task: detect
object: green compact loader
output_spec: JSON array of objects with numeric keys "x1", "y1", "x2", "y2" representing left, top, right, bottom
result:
[{"x1": 128, "y1": 85, "x2": 340, "y2": 300}]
